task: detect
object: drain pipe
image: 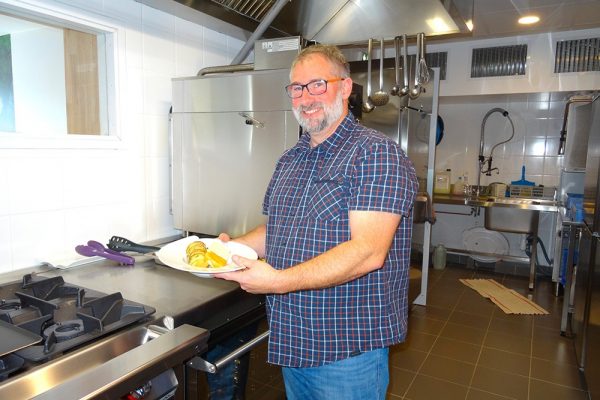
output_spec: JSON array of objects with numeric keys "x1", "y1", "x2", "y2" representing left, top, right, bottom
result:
[{"x1": 230, "y1": 0, "x2": 292, "y2": 65}]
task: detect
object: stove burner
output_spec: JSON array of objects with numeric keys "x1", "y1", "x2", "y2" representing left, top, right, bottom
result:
[
  {"x1": 0, "y1": 354, "x2": 25, "y2": 381},
  {"x1": 0, "y1": 300, "x2": 21, "y2": 312},
  {"x1": 43, "y1": 320, "x2": 85, "y2": 343}
]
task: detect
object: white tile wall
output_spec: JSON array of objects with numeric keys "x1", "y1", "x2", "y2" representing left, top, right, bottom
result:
[
  {"x1": 436, "y1": 93, "x2": 568, "y2": 188},
  {"x1": 0, "y1": 0, "x2": 244, "y2": 272}
]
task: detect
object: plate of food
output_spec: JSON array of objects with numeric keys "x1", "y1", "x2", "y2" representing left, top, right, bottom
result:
[{"x1": 156, "y1": 236, "x2": 257, "y2": 276}]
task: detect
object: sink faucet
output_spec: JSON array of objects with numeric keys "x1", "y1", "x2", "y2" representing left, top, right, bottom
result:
[{"x1": 476, "y1": 107, "x2": 515, "y2": 196}]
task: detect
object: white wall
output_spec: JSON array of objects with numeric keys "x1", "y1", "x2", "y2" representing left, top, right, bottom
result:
[{"x1": 0, "y1": 0, "x2": 245, "y2": 272}]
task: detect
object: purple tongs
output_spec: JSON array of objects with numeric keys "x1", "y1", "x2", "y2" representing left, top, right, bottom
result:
[{"x1": 75, "y1": 240, "x2": 135, "y2": 265}]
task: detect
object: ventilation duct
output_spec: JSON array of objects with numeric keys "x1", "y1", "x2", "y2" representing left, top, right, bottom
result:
[
  {"x1": 554, "y1": 37, "x2": 600, "y2": 73},
  {"x1": 470, "y1": 44, "x2": 527, "y2": 78}
]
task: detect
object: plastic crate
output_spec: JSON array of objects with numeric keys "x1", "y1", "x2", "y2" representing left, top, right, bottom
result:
[{"x1": 509, "y1": 185, "x2": 556, "y2": 199}]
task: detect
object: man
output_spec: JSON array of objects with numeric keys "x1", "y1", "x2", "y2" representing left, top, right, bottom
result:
[{"x1": 218, "y1": 44, "x2": 417, "y2": 400}]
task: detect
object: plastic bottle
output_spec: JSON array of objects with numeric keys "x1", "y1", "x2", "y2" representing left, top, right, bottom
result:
[
  {"x1": 452, "y1": 176, "x2": 465, "y2": 195},
  {"x1": 433, "y1": 245, "x2": 447, "y2": 270},
  {"x1": 434, "y1": 169, "x2": 452, "y2": 194}
]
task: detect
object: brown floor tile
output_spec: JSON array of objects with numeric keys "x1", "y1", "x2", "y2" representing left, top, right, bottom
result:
[
  {"x1": 408, "y1": 314, "x2": 446, "y2": 335},
  {"x1": 488, "y1": 317, "x2": 534, "y2": 338},
  {"x1": 389, "y1": 347, "x2": 428, "y2": 372},
  {"x1": 483, "y1": 330, "x2": 532, "y2": 355},
  {"x1": 440, "y1": 321, "x2": 487, "y2": 345},
  {"x1": 454, "y1": 293, "x2": 497, "y2": 317},
  {"x1": 419, "y1": 353, "x2": 475, "y2": 386},
  {"x1": 532, "y1": 327, "x2": 578, "y2": 366},
  {"x1": 466, "y1": 388, "x2": 515, "y2": 399},
  {"x1": 387, "y1": 367, "x2": 416, "y2": 398},
  {"x1": 405, "y1": 374, "x2": 469, "y2": 400},
  {"x1": 396, "y1": 331, "x2": 437, "y2": 353},
  {"x1": 471, "y1": 366, "x2": 529, "y2": 400},
  {"x1": 449, "y1": 309, "x2": 492, "y2": 330},
  {"x1": 430, "y1": 336, "x2": 481, "y2": 364},
  {"x1": 529, "y1": 378, "x2": 589, "y2": 400},
  {"x1": 410, "y1": 304, "x2": 452, "y2": 321},
  {"x1": 530, "y1": 357, "x2": 586, "y2": 389},
  {"x1": 477, "y1": 347, "x2": 531, "y2": 377}
]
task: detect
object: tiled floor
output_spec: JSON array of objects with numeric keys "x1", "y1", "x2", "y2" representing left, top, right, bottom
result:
[{"x1": 245, "y1": 263, "x2": 588, "y2": 400}]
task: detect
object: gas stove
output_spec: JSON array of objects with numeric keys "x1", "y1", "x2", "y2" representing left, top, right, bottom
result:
[{"x1": 0, "y1": 273, "x2": 155, "y2": 380}]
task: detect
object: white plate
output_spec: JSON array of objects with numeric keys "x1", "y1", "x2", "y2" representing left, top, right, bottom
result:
[
  {"x1": 156, "y1": 236, "x2": 257, "y2": 276},
  {"x1": 462, "y1": 227, "x2": 509, "y2": 263}
]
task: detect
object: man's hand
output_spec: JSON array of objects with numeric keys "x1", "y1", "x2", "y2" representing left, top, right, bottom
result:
[{"x1": 216, "y1": 256, "x2": 281, "y2": 294}]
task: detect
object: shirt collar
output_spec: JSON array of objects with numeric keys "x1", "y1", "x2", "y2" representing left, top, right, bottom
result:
[{"x1": 294, "y1": 113, "x2": 356, "y2": 156}]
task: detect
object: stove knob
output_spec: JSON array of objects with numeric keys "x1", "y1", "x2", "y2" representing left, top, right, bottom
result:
[{"x1": 125, "y1": 381, "x2": 152, "y2": 399}]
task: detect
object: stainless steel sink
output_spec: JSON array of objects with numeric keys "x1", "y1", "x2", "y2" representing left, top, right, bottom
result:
[
  {"x1": 484, "y1": 206, "x2": 540, "y2": 233},
  {"x1": 481, "y1": 197, "x2": 551, "y2": 233}
]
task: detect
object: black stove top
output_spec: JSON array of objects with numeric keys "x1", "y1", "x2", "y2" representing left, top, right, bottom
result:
[{"x1": 0, "y1": 274, "x2": 155, "y2": 379}]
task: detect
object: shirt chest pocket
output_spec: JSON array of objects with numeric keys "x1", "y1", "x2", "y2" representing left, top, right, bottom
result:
[{"x1": 306, "y1": 174, "x2": 349, "y2": 221}]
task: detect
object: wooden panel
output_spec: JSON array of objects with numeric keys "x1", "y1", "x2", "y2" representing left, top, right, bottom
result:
[{"x1": 63, "y1": 28, "x2": 100, "y2": 135}]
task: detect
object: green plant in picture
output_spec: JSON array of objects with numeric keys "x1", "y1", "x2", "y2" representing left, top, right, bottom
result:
[{"x1": 0, "y1": 34, "x2": 15, "y2": 132}]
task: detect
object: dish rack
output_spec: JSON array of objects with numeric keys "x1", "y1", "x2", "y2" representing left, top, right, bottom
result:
[{"x1": 509, "y1": 185, "x2": 556, "y2": 200}]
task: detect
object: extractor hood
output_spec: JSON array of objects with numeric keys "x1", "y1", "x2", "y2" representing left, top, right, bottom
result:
[{"x1": 137, "y1": 0, "x2": 474, "y2": 45}]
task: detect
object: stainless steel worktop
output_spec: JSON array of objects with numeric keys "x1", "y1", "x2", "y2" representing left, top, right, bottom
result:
[
  {"x1": 0, "y1": 256, "x2": 264, "y2": 331},
  {"x1": 433, "y1": 194, "x2": 561, "y2": 212}
]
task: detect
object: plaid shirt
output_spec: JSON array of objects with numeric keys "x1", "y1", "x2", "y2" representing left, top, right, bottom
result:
[{"x1": 262, "y1": 114, "x2": 418, "y2": 368}]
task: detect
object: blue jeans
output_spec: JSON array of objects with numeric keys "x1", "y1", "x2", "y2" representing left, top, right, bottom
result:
[{"x1": 281, "y1": 348, "x2": 389, "y2": 400}]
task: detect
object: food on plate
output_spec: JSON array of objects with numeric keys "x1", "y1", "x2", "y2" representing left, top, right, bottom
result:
[
  {"x1": 206, "y1": 240, "x2": 231, "y2": 268},
  {"x1": 186, "y1": 241, "x2": 208, "y2": 268},
  {"x1": 185, "y1": 240, "x2": 231, "y2": 268}
]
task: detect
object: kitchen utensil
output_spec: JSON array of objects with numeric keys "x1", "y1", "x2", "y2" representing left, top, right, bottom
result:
[
  {"x1": 400, "y1": 34, "x2": 410, "y2": 96},
  {"x1": 108, "y1": 236, "x2": 161, "y2": 254},
  {"x1": 409, "y1": 33, "x2": 429, "y2": 99},
  {"x1": 75, "y1": 240, "x2": 135, "y2": 265},
  {"x1": 370, "y1": 37, "x2": 389, "y2": 106},
  {"x1": 511, "y1": 165, "x2": 535, "y2": 186},
  {"x1": 362, "y1": 38, "x2": 375, "y2": 113},
  {"x1": 390, "y1": 36, "x2": 401, "y2": 96}
]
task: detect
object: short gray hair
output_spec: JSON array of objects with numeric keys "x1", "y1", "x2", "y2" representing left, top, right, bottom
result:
[{"x1": 291, "y1": 44, "x2": 350, "y2": 78}]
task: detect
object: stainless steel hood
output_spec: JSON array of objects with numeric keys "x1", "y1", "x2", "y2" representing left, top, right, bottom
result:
[{"x1": 138, "y1": 0, "x2": 473, "y2": 45}]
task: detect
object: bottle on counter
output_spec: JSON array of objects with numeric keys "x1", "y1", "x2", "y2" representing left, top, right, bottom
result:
[
  {"x1": 452, "y1": 176, "x2": 465, "y2": 195},
  {"x1": 434, "y1": 169, "x2": 452, "y2": 194}
]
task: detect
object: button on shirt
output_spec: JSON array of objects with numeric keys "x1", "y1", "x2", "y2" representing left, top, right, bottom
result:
[{"x1": 262, "y1": 114, "x2": 418, "y2": 368}]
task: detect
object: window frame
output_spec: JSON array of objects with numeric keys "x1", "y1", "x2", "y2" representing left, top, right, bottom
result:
[{"x1": 0, "y1": 0, "x2": 122, "y2": 149}]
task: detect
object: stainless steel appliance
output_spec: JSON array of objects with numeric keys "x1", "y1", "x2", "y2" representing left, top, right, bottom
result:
[
  {"x1": 171, "y1": 38, "x2": 302, "y2": 238},
  {"x1": 570, "y1": 95, "x2": 600, "y2": 398},
  {"x1": 0, "y1": 246, "x2": 268, "y2": 399},
  {"x1": 0, "y1": 271, "x2": 208, "y2": 399}
]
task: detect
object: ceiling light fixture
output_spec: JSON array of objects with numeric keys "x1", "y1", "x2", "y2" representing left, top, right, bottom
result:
[{"x1": 518, "y1": 15, "x2": 540, "y2": 25}]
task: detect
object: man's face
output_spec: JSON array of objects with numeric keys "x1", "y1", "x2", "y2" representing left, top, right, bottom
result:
[{"x1": 289, "y1": 54, "x2": 350, "y2": 137}]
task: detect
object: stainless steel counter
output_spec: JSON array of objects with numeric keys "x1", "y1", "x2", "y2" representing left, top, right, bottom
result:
[
  {"x1": 433, "y1": 193, "x2": 561, "y2": 212},
  {"x1": 0, "y1": 256, "x2": 264, "y2": 331}
]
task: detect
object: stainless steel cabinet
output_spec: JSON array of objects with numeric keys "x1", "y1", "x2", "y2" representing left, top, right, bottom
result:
[{"x1": 172, "y1": 69, "x2": 299, "y2": 237}]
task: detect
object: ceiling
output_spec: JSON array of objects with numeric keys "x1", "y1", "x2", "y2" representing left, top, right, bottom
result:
[{"x1": 141, "y1": 0, "x2": 600, "y2": 45}]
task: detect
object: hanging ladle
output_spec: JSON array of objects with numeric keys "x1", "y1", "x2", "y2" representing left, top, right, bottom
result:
[
  {"x1": 400, "y1": 34, "x2": 410, "y2": 96},
  {"x1": 370, "y1": 37, "x2": 389, "y2": 106},
  {"x1": 362, "y1": 38, "x2": 375, "y2": 113},
  {"x1": 390, "y1": 36, "x2": 401, "y2": 96}
]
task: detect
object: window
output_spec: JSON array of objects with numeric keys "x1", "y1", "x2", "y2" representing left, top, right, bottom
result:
[{"x1": 0, "y1": 3, "x2": 116, "y2": 146}]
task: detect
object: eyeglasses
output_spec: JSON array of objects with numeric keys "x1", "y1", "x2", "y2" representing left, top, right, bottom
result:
[{"x1": 285, "y1": 78, "x2": 345, "y2": 98}]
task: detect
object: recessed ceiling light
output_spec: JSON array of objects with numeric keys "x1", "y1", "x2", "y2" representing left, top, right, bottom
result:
[{"x1": 518, "y1": 15, "x2": 540, "y2": 25}]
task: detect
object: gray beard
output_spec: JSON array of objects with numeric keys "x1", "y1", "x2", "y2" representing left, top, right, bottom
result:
[{"x1": 293, "y1": 91, "x2": 344, "y2": 134}]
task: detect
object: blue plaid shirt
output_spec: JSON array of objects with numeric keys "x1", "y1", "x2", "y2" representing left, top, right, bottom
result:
[{"x1": 262, "y1": 114, "x2": 418, "y2": 367}]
